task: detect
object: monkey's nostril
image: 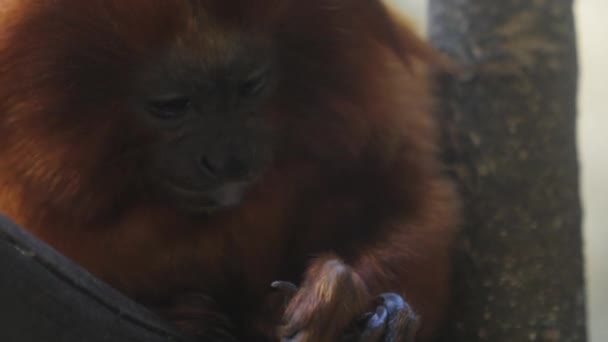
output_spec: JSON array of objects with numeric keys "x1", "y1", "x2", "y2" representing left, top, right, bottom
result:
[
  {"x1": 199, "y1": 156, "x2": 219, "y2": 178},
  {"x1": 198, "y1": 153, "x2": 251, "y2": 180}
]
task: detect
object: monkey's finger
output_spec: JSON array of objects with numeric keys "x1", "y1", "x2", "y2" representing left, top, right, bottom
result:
[
  {"x1": 356, "y1": 305, "x2": 388, "y2": 342},
  {"x1": 353, "y1": 293, "x2": 418, "y2": 342},
  {"x1": 379, "y1": 293, "x2": 419, "y2": 342}
]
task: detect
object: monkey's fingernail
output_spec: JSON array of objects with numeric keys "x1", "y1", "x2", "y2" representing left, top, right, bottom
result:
[{"x1": 271, "y1": 281, "x2": 298, "y2": 294}]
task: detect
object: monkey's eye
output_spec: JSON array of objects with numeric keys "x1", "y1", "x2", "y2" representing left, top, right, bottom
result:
[
  {"x1": 239, "y1": 73, "x2": 268, "y2": 98},
  {"x1": 148, "y1": 95, "x2": 191, "y2": 119}
]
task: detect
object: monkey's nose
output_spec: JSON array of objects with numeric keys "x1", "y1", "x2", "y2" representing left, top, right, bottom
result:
[{"x1": 198, "y1": 154, "x2": 250, "y2": 180}]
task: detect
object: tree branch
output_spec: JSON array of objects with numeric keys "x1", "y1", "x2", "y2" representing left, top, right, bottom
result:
[{"x1": 429, "y1": 0, "x2": 586, "y2": 340}]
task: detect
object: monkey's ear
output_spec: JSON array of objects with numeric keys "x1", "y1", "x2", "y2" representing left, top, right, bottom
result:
[{"x1": 362, "y1": 1, "x2": 451, "y2": 70}]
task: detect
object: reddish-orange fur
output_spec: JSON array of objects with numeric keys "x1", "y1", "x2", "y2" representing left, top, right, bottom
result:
[{"x1": 0, "y1": 0, "x2": 459, "y2": 340}]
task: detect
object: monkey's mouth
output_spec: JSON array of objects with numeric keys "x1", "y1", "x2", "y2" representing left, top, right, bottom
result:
[{"x1": 159, "y1": 181, "x2": 250, "y2": 213}]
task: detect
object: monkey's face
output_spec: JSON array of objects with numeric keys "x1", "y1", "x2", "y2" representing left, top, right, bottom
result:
[
  {"x1": 0, "y1": 0, "x2": 432, "y2": 218},
  {"x1": 0, "y1": 1, "x2": 284, "y2": 216},
  {"x1": 131, "y1": 34, "x2": 277, "y2": 213}
]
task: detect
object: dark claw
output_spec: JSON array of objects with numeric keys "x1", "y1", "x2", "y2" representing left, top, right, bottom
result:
[
  {"x1": 356, "y1": 293, "x2": 419, "y2": 342},
  {"x1": 271, "y1": 280, "x2": 299, "y2": 312},
  {"x1": 271, "y1": 281, "x2": 298, "y2": 295}
]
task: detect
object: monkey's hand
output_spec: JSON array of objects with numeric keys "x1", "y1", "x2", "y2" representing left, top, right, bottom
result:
[{"x1": 273, "y1": 257, "x2": 419, "y2": 342}]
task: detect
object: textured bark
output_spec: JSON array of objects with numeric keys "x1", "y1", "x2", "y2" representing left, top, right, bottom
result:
[{"x1": 428, "y1": 0, "x2": 586, "y2": 341}]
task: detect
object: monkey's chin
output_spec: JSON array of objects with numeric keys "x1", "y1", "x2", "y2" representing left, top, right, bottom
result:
[{"x1": 161, "y1": 181, "x2": 250, "y2": 214}]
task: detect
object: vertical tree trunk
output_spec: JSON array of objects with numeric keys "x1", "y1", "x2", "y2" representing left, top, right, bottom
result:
[{"x1": 428, "y1": 0, "x2": 586, "y2": 341}]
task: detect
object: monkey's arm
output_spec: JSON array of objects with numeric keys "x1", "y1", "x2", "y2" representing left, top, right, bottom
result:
[{"x1": 355, "y1": 180, "x2": 459, "y2": 339}]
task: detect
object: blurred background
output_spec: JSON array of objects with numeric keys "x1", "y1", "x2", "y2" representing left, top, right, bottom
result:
[{"x1": 393, "y1": 1, "x2": 608, "y2": 341}]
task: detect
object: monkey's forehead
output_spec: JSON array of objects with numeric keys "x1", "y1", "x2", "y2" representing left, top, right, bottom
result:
[{"x1": 1, "y1": 0, "x2": 381, "y2": 43}]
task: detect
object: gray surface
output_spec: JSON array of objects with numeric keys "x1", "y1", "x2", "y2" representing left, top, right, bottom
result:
[{"x1": 0, "y1": 215, "x2": 188, "y2": 342}]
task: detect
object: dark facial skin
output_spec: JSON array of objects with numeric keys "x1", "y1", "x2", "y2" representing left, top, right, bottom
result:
[{"x1": 132, "y1": 36, "x2": 277, "y2": 213}]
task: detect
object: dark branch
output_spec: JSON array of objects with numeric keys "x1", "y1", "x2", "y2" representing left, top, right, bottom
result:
[{"x1": 429, "y1": 0, "x2": 586, "y2": 341}]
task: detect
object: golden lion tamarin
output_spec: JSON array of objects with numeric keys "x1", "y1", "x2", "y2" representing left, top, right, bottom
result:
[{"x1": 0, "y1": 0, "x2": 458, "y2": 341}]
